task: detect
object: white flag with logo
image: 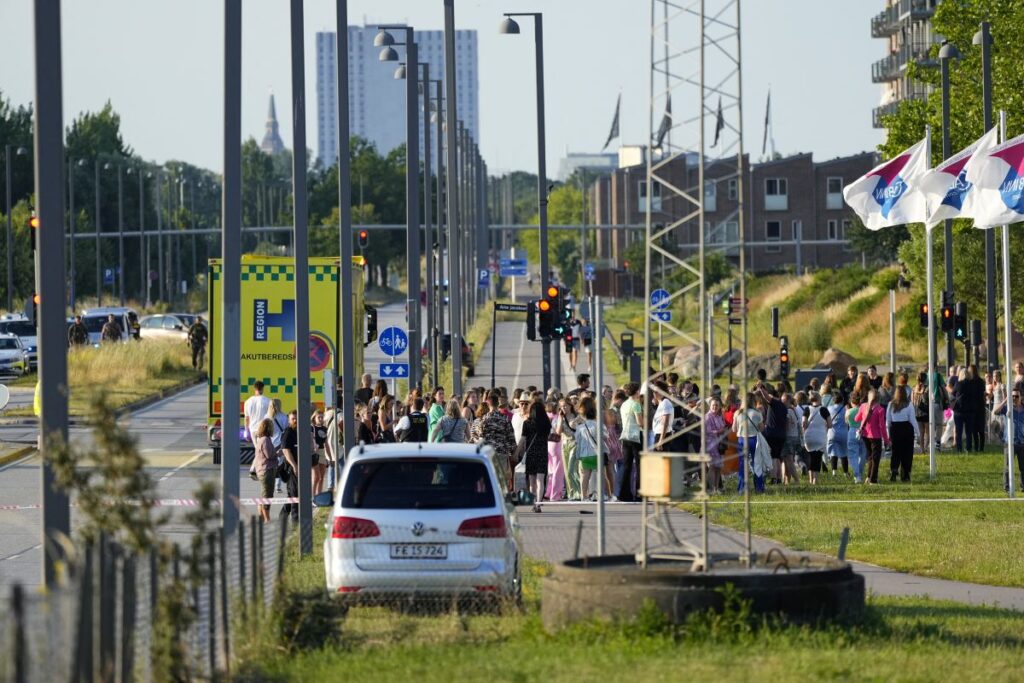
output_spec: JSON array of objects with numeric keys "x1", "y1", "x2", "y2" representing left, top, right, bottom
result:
[
  {"x1": 919, "y1": 127, "x2": 998, "y2": 229},
  {"x1": 963, "y1": 130, "x2": 1024, "y2": 228},
  {"x1": 843, "y1": 138, "x2": 929, "y2": 230}
]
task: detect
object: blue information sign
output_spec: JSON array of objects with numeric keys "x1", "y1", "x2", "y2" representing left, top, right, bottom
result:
[
  {"x1": 650, "y1": 288, "x2": 670, "y2": 310},
  {"x1": 379, "y1": 362, "x2": 410, "y2": 378},
  {"x1": 499, "y1": 258, "x2": 528, "y2": 277},
  {"x1": 377, "y1": 326, "x2": 409, "y2": 356},
  {"x1": 651, "y1": 311, "x2": 672, "y2": 323},
  {"x1": 478, "y1": 269, "x2": 490, "y2": 288}
]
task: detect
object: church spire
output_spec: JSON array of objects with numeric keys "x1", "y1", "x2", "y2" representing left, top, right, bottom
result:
[{"x1": 260, "y1": 89, "x2": 286, "y2": 155}]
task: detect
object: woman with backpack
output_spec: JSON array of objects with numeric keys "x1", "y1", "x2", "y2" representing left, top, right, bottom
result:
[
  {"x1": 856, "y1": 389, "x2": 889, "y2": 484},
  {"x1": 827, "y1": 389, "x2": 849, "y2": 477},
  {"x1": 802, "y1": 391, "x2": 832, "y2": 485},
  {"x1": 886, "y1": 384, "x2": 919, "y2": 481},
  {"x1": 430, "y1": 399, "x2": 469, "y2": 443}
]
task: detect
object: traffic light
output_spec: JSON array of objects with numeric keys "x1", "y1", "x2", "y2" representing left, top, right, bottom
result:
[
  {"x1": 779, "y1": 335, "x2": 790, "y2": 380},
  {"x1": 537, "y1": 295, "x2": 554, "y2": 339},
  {"x1": 954, "y1": 302, "x2": 967, "y2": 342},
  {"x1": 357, "y1": 229, "x2": 369, "y2": 250},
  {"x1": 28, "y1": 213, "x2": 39, "y2": 253},
  {"x1": 526, "y1": 300, "x2": 537, "y2": 341},
  {"x1": 919, "y1": 302, "x2": 930, "y2": 329},
  {"x1": 26, "y1": 294, "x2": 39, "y2": 327},
  {"x1": 940, "y1": 303, "x2": 954, "y2": 332},
  {"x1": 563, "y1": 330, "x2": 574, "y2": 353}
]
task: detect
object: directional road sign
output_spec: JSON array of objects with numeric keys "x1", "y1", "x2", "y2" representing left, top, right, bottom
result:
[
  {"x1": 379, "y1": 362, "x2": 410, "y2": 378},
  {"x1": 478, "y1": 269, "x2": 490, "y2": 288},
  {"x1": 584, "y1": 262, "x2": 595, "y2": 275},
  {"x1": 499, "y1": 258, "x2": 528, "y2": 277},
  {"x1": 651, "y1": 310, "x2": 672, "y2": 323},
  {"x1": 495, "y1": 302, "x2": 529, "y2": 313},
  {"x1": 377, "y1": 326, "x2": 409, "y2": 356},
  {"x1": 650, "y1": 288, "x2": 670, "y2": 310}
]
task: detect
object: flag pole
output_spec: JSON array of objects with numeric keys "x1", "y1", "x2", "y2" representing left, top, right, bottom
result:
[
  {"x1": 999, "y1": 110, "x2": 1015, "y2": 498},
  {"x1": 925, "y1": 125, "x2": 937, "y2": 480}
]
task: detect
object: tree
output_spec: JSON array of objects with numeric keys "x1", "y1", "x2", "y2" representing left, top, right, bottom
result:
[
  {"x1": 881, "y1": 1, "x2": 1024, "y2": 330},
  {"x1": 0, "y1": 91, "x2": 34, "y2": 209},
  {"x1": 517, "y1": 183, "x2": 589, "y2": 290}
]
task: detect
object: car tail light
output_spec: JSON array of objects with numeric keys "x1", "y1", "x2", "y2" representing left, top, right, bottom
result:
[
  {"x1": 457, "y1": 515, "x2": 507, "y2": 538},
  {"x1": 331, "y1": 516, "x2": 380, "y2": 539},
  {"x1": 337, "y1": 586, "x2": 362, "y2": 593}
]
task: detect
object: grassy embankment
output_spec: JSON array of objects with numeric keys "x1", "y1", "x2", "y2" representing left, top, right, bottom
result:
[
  {"x1": 235, "y1": 515, "x2": 1024, "y2": 682},
  {"x1": 2, "y1": 339, "x2": 201, "y2": 417},
  {"x1": 685, "y1": 451, "x2": 1023, "y2": 588}
]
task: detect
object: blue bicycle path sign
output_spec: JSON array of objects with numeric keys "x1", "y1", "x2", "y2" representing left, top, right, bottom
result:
[{"x1": 377, "y1": 326, "x2": 409, "y2": 357}]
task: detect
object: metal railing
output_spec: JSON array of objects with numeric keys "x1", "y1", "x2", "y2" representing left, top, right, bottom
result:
[{"x1": 0, "y1": 517, "x2": 287, "y2": 682}]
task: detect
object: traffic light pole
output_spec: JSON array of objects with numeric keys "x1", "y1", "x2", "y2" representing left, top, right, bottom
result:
[{"x1": 336, "y1": 0, "x2": 356, "y2": 468}]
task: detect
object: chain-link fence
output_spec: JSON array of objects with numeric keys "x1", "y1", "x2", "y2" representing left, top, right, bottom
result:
[{"x1": 0, "y1": 516, "x2": 287, "y2": 682}]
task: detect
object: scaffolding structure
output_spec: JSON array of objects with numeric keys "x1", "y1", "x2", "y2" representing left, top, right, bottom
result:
[{"x1": 639, "y1": 0, "x2": 752, "y2": 570}]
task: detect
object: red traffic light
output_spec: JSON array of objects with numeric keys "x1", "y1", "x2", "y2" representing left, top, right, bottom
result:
[
  {"x1": 780, "y1": 353, "x2": 789, "y2": 363},
  {"x1": 29, "y1": 215, "x2": 39, "y2": 229},
  {"x1": 920, "y1": 303, "x2": 928, "y2": 314},
  {"x1": 538, "y1": 300, "x2": 551, "y2": 312},
  {"x1": 546, "y1": 286, "x2": 559, "y2": 299},
  {"x1": 32, "y1": 293, "x2": 40, "y2": 304}
]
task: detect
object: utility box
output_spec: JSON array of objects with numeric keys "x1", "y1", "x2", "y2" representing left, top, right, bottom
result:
[
  {"x1": 620, "y1": 332, "x2": 634, "y2": 356},
  {"x1": 639, "y1": 452, "x2": 687, "y2": 500}
]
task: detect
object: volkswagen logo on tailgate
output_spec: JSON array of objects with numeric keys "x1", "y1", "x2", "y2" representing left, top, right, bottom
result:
[{"x1": 411, "y1": 522, "x2": 425, "y2": 537}]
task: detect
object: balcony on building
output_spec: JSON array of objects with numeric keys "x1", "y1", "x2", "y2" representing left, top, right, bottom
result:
[
  {"x1": 897, "y1": 0, "x2": 938, "y2": 22},
  {"x1": 870, "y1": 6, "x2": 900, "y2": 38},
  {"x1": 872, "y1": 54, "x2": 900, "y2": 83}
]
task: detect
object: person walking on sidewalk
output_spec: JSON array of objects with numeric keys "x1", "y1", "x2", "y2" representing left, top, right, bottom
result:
[
  {"x1": 187, "y1": 315, "x2": 208, "y2": 370},
  {"x1": 67, "y1": 315, "x2": 89, "y2": 347},
  {"x1": 617, "y1": 383, "x2": 644, "y2": 502}
]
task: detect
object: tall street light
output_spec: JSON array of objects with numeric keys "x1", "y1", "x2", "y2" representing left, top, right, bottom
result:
[
  {"x1": 417, "y1": 64, "x2": 437, "y2": 390},
  {"x1": 500, "y1": 12, "x2": 553, "y2": 391},
  {"x1": 938, "y1": 40, "x2": 959, "y2": 367},
  {"x1": 973, "y1": 23, "x2": 997, "y2": 371},
  {"x1": 93, "y1": 159, "x2": 103, "y2": 306},
  {"x1": 110, "y1": 160, "x2": 126, "y2": 306},
  {"x1": 127, "y1": 164, "x2": 147, "y2": 305},
  {"x1": 428, "y1": 80, "x2": 445, "y2": 385},
  {"x1": 376, "y1": 26, "x2": 422, "y2": 391},
  {"x1": 444, "y1": 0, "x2": 464, "y2": 397},
  {"x1": 67, "y1": 158, "x2": 80, "y2": 311},
  {"x1": 4, "y1": 145, "x2": 28, "y2": 312}
]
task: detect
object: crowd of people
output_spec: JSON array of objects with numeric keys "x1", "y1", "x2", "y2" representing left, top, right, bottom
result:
[{"x1": 240, "y1": 359, "x2": 1024, "y2": 520}]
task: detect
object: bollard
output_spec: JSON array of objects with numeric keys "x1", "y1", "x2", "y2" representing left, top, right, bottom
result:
[
  {"x1": 219, "y1": 528, "x2": 231, "y2": 671},
  {"x1": 238, "y1": 519, "x2": 247, "y2": 604},
  {"x1": 208, "y1": 534, "x2": 216, "y2": 678},
  {"x1": 11, "y1": 584, "x2": 25, "y2": 683},
  {"x1": 72, "y1": 543, "x2": 94, "y2": 683},
  {"x1": 838, "y1": 527, "x2": 851, "y2": 561},
  {"x1": 121, "y1": 554, "x2": 137, "y2": 683}
]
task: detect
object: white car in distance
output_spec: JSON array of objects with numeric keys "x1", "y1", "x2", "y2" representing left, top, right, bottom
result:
[
  {"x1": 0, "y1": 334, "x2": 28, "y2": 376},
  {"x1": 324, "y1": 443, "x2": 521, "y2": 608}
]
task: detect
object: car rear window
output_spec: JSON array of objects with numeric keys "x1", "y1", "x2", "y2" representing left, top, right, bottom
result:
[{"x1": 342, "y1": 458, "x2": 495, "y2": 510}]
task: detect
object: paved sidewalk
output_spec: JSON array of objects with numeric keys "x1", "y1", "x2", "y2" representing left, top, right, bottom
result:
[{"x1": 516, "y1": 502, "x2": 1024, "y2": 611}]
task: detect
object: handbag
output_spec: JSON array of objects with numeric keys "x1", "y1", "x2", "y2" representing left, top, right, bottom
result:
[{"x1": 512, "y1": 433, "x2": 535, "y2": 465}]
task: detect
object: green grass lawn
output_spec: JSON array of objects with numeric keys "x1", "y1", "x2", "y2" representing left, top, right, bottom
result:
[
  {"x1": 687, "y1": 451, "x2": 1023, "y2": 587},
  {"x1": 236, "y1": 512, "x2": 1024, "y2": 682}
]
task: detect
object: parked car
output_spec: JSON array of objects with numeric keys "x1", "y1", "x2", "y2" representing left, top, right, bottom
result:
[
  {"x1": 421, "y1": 333, "x2": 475, "y2": 377},
  {"x1": 0, "y1": 334, "x2": 28, "y2": 376},
  {"x1": 139, "y1": 314, "x2": 190, "y2": 340},
  {"x1": 80, "y1": 307, "x2": 137, "y2": 345},
  {"x1": 0, "y1": 315, "x2": 37, "y2": 370},
  {"x1": 324, "y1": 443, "x2": 520, "y2": 607}
]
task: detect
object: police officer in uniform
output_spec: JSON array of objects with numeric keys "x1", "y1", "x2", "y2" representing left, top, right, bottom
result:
[
  {"x1": 67, "y1": 315, "x2": 89, "y2": 347},
  {"x1": 395, "y1": 397, "x2": 429, "y2": 442},
  {"x1": 187, "y1": 315, "x2": 209, "y2": 370}
]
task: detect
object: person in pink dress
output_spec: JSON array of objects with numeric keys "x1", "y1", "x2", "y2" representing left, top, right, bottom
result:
[
  {"x1": 545, "y1": 401, "x2": 565, "y2": 501},
  {"x1": 704, "y1": 397, "x2": 728, "y2": 493},
  {"x1": 855, "y1": 388, "x2": 890, "y2": 484}
]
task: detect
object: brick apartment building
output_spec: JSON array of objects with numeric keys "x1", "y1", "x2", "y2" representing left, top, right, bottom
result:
[{"x1": 587, "y1": 149, "x2": 878, "y2": 294}]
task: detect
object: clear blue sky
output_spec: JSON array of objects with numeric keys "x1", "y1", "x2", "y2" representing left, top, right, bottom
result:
[{"x1": 0, "y1": 0, "x2": 883, "y2": 176}]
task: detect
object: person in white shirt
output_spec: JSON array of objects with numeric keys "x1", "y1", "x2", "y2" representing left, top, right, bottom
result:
[
  {"x1": 651, "y1": 380, "x2": 674, "y2": 451},
  {"x1": 886, "y1": 385, "x2": 920, "y2": 482},
  {"x1": 243, "y1": 381, "x2": 272, "y2": 442},
  {"x1": 512, "y1": 397, "x2": 529, "y2": 444}
]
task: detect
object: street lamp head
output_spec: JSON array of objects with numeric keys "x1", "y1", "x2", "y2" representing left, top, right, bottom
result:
[
  {"x1": 499, "y1": 16, "x2": 520, "y2": 35},
  {"x1": 972, "y1": 28, "x2": 992, "y2": 46},
  {"x1": 77, "y1": 159, "x2": 86, "y2": 167},
  {"x1": 373, "y1": 29, "x2": 394, "y2": 47},
  {"x1": 15, "y1": 147, "x2": 28, "y2": 156},
  {"x1": 394, "y1": 63, "x2": 407, "y2": 80},
  {"x1": 103, "y1": 162, "x2": 113, "y2": 170},
  {"x1": 379, "y1": 45, "x2": 399, "y2": 62},
  {"x1": 938, "y1": 40, "x2": 961, "y2": 60}
]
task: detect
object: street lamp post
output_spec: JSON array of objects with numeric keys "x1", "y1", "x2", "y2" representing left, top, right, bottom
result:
[
  {"x1": 431, "y1": 79, "x2": 444, "y2": 385},
  {"x1": 501, "y1": 12, "x2": 552, "y2": 391},
  {"x1": 376, "y1": 26, "x2": 421, "y2": 391},
  {"x1": 94, "y1": 159, "x2": 102, "y2": 306},
  {"x1": 68, "y1": 159, "x2": 77, "y2": 310},
  {"x1": 127, "y1": 165, "x2": 147, "y2": 305},
  {"x1": 939, "y1": 41, "x2": 959, "y2": 367},
  {"x1": 973, "y1": 23, "x2": 997, "y2": 371},
  {"x1": 115, "y1": 162, "x2": 125, "y2": 306},
  {"x1": 419, "y1": 64, "x2": 436, "y2": 390},
  {"x1": 4, "y1": 145, "x2": 28, "y2": 312},
  {"x1": 444, "y1": 0, "x2": 464, "y2": 397}
]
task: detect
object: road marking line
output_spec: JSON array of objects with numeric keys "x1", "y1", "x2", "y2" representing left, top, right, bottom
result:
[
  {"x1": 158, "y1": 451, "x2": 206, "y2": 482},
  {"x1": 513, "y1": 322, "x2": 526, "y2": 388}
]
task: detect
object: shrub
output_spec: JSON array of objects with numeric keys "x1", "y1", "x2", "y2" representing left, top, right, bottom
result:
[{"x1": 870, "y1": 267, "x2": 900, "y2": 292}]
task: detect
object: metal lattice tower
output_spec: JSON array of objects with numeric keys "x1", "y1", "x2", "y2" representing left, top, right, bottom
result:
[{"x1": 639, "y1": 0, "x2": 752, "y2": 570}]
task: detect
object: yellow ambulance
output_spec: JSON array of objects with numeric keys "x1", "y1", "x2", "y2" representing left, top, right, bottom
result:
[{"x1": 206, "y1": 255, "x2": 377, "y2": 462}]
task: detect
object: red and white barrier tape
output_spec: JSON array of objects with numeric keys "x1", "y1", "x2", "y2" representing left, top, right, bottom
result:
[{"x1": 0, "y1": 497, "x2": 302, "y2": 511}]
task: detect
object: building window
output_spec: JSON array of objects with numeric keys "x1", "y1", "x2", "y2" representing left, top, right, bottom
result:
[
  {"x1": 638, "y1": 180, "x2": 662, "y2": 213},
  {"x1": 842, "y1": 219, "x2": 853, "y2": 251},
  {"x1": 826, "y1": 176, "x2": 844, "y2": 210},
  {"x1": 728, "y1": 178, "x2": 738, "y2": 200},
  {"x1": 792, "y1": 219, "x2": 802, "y2": 240},
  {"x1": 765, "y1": 177, "x2": 788, "y2": 211},
  {"x1": 704, "y1": 180, "x2": 717, "y2": 213},
  {"x1": 828, "y1": 219, "x2": 839, "y2": 240},
  {"x1": 766, "y1": 220, "x2": 781, "y2": 253}
]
